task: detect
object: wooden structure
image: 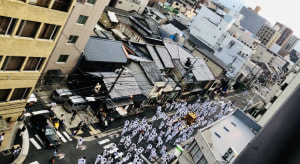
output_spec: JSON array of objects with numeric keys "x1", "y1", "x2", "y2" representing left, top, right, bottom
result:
[{"x1": 185, "y1": 113, "x2": 197, "y2": 125}]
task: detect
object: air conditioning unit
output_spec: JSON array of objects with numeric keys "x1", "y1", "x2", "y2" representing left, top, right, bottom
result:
[{"x1": 222, "y1": 147, "x2": 237, "y2": 163}]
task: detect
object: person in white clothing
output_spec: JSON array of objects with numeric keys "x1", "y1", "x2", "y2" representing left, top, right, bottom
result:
[
  {"x1": 76, "y1": 137, "x2": 84, "y2": 149},
  {"x1": 78, "y1": 157, "x2": 86, "y2": 164},
  {"x1": 94, "y1": 154, "x2": 102, "y2": 164}
]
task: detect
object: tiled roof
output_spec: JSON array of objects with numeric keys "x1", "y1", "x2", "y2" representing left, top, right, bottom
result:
[
  {"x1": 146, "y1": 45, "x2": 165, "y2": 69},
  {"x1": 103, "y1": 74, "x2": 142, "y2": 98},
  {"x1": 155, "y1": 45, "x2": 174, "y2": 68},
  {"x1": 84, "y1": 37, "x2": 128, "y2": 63}
]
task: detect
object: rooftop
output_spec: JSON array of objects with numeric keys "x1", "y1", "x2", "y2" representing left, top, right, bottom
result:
[
  {"x1": 201, "y1": 110, "x2": 261, "y2": 162},
  {"x1": 84, "y1": 37, "x2": 128, "y2": 63},
  {"x1": 88, "y1": 72, "x2": 142, "y2": 99}
]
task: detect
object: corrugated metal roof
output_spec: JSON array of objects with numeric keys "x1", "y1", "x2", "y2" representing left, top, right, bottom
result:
[
  {"x1": 164, "y1": 41, "x2": 214, "y2": 81},
  {"x1": 102, "y1": 74, "x2": 142, "y2": 98},
  {"x1": 146, "y1": 45, "x2": 164, "y2": 69},
  {"x1": 140, "y1": 61, "x2": 164, "y2": 84},
  {"x1": 164, "y1": 41, "x2": 180, "y2": 59},
  {"x1": 155, "y1": 45, "x2": 174, "y2": 68},
  {"x1": 84, "y1": 37, "x2": 128, "y2": 63}
]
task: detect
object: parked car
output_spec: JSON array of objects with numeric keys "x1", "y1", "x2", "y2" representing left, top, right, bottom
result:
[
  {"x1": 50, "y1": 89, "x2": 73, "y2": 104},
  {"x1": 63, "y1": 95, "x2": 88, "y2": 112},
  {"x1": 30, "y1": 115, "x2": 62, "y2": 148}
]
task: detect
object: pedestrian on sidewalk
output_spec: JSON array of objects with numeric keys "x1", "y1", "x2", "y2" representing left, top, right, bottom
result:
[
  {"x1": 77, "y1": 121, "x2": 84, "y2": 129},
  {"x1": 70, "y1": 110, "x2": 77, "y2": 125},
  {"x1": 0, "y1": 133, "x2": 5, "y2": 146},
  {"x1": 76, "y1": 137, "x2": 84, "y2": 149},
  {"x1": 60, "y1": 114, "x2": 65, "y2": 128},
  {"x1": 11, "y1": 146, "x2": 21, "y2": 162},
  {"x1": 78, "y1": 156, "x2": 86, "y2": 164}
]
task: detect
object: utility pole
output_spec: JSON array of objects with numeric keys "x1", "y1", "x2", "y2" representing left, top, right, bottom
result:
[
  {"x1": 172, "y1": 58, "x2": 199, "y2": 91},
  {"x1": 95, "y1": 67, "x2": 125, "y2": 118}
]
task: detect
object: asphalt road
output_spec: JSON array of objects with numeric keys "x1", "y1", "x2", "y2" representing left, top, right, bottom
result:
[{"x1": 23, "y1": 98, "x2": 233, "y2": 164}]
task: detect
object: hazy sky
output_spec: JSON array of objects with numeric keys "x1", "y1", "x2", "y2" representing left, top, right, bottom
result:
[{"x1": 215, "y1": 0, "x2": 300, "y2": 37}]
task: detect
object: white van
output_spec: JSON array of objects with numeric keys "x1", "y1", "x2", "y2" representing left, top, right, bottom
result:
[{"x1": 63, "y1": 95, "x2": 88, "y2": 112}]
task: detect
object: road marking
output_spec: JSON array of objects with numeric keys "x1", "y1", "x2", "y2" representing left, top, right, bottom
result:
[
  {"x1": 140, "y1": 154, "x2": 151, "y2": 164},
  {"x1": 24, "y1": 113, "x2": 31, "y2": 117},
  {"x1": 56, "y1": 131, "x2": 67, "y2": 143},
  {"x1": 63, "y1": 131, "x2": 73, "y2": 141},
  {"x1": 103, "y1": 143, "x2": 113, "y2": 149},
  {"x1": 34, "y1": 134, "x2": 44, "y2": 146},
  {"x1": 29, "y1": 161, "x2": 39, "y2": 164},
  {"x1": 30, "y1": 138, "x2": 42, "y2": 150},
  {"x1": 98, "y1": 139, "x2": 110, "y2": 145}
]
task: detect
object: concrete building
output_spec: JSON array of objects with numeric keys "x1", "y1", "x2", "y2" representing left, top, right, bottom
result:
[
  {"x1": 189, "y1": 4, "x2": 237, "y2": 50},
  {"x1": 0, "y1": 0, "x2": 75, "y2": 149},
  {"x1": 213, "y1": 33, "x2": 254, "y2": 80},
  {"x1": 43, "y1": 0, "x2": 110, "y2": 77},
  {"x1": 251, "y1": 44, "x2": 274, "y2": 63},
  {"x1": 178, "y1": 109, "x2": 261, "y2": 164},
  {"x1": 274, "y1": 22, "x2": 293, "y2": 47},
  {"x1": 112, "y1": 0, "x2": 150, "y2": 14},
  {"x1": 265, "y1": 29, "x2": 281, "y2": 49},
  {"x1": 257, "y1": 71, "x2": 300, "y2": 126},
  {"x1": 239, "y1": 6, "x2": 267, "y2": 36},
  {"x1": 282, "y1": 35, "x2": 299, "y2": 51},
  {"x1": 228, "y1": 24, "x2": 260, "y2": 50},
  {"x1": 256, "y1": 24, "x2": 275, "y2": 46}
]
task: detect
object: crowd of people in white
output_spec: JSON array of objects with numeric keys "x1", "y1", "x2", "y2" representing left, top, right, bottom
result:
[{"x1": 94, "y1": 97, "x2": 234, "y2": 164}]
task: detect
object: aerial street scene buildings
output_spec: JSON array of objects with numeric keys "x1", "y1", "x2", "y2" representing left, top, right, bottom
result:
[{"x1": 0, "y1": 0, "x2": 300, "y2": 163}]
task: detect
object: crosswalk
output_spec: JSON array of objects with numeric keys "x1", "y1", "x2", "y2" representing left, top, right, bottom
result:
[{"x1": 30, "y1": 130, "x2": 72, "y2": 150}]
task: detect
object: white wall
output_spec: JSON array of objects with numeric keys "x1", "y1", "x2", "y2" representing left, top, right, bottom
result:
[
  {"x1": 214, "y1": 35, "x2": 254, "y2": 78},
  {"x1": 189, "y1": 5, "x2": 233, "y2": 49}
]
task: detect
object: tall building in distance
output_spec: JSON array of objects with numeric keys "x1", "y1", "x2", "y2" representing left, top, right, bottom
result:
[
  {"x1": 0, "y1": 0, "x2": 74, "y2": 123},
  {"x1": 43, "y1": 0, "x2": 110, "y2": 80},
  {"x1": 274, "y1": 22, "x2": 293, "y2": 47},
  {"x1": 256, "y1": 24, "x2": 276, "y2": 46},
  {"x1": 282, "y1": 35, "x2": 298, "y2": 51},
  {"x1": 239, "y1": 6, "x2": 268, "y2": 36}
]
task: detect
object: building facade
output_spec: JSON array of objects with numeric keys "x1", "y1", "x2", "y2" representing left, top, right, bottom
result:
[
  {"x1": 256, "y1": 24, "x2": 275, "y2": 46},
  {"x1": 112, "y1": 0, "x2": 150, "y2": 14},
  {"x1": 43, "y1": 0, "x2": 110, "y2": 77},
  {"x1": 274, "y1": 22, "x2": 293, "y2": 47},
  {"x1": 178, "y1": 109, "x2": 261, "y2": 164},
  {"x1": 0, "y1": 0, "x2": 75, "y2": 124}
]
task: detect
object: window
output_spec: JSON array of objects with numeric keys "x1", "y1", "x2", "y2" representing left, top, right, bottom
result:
[
  {"x1": 16, "y1": 20, "x2": 41, "y2": 38},
  {"x1": 28, "y1": 0, "x2": 51, "y2": 8},
  {"x1": 57, "y1": 55, "x2": 69, "y2": 63},
  {"x1": 1, "y1": 56, "x2": 25, "y2": 71},
  {"x1": 0, "y1": 16, "x2": 18, "y2": 36},
  {"x1": 24, "y1": 57, "x2": 45, "y2": 71},
  {"x1": 67, "y1": 35, "x2": 78, "y2": 44},
  {"x1": 199, "y1": 157, "x2": 208, "y2": 164},
  {"x1": 10, "y1": 88, "x2": 31, "y2": 101},
  {"x1": 51, "y1": 0, "x2": 72, "y2": 12},
  {"x1": 77, "y1": 15, "x2": 88, "y2": 25},
  {"x1": 38, "y1": 23, "x2": 60, "y2": 40},
  {"x1": 0, "y1": 89, "x2": 11, "y2": 102},
  {"x1": 192, "y1": 148, "x2": 203, "y2": 163},
  {"x1": 86, "y1": 0, "x2": 96, "y2": 5}
]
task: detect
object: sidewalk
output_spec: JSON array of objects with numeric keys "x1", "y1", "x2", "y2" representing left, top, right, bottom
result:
[{"x1": 0, "y1": 122, "x2": 26, "y2": 164}]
